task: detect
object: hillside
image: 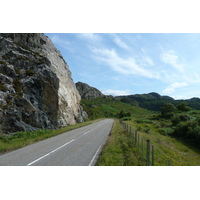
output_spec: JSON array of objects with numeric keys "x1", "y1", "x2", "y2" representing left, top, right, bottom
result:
[
  {"x1": 81, "y1": 96, "x2": 152, "y2": 120},
  {"x1": 116, "y1": 93, "x2": 200, "y2": 111}
]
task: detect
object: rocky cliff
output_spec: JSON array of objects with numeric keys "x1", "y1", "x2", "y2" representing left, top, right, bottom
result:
[
  {"x1": 0, "y1": 33, "x2": 85, "y2": 133},
  {"x1": 75, "y1": 82, "x2": 104, "y2": 99}
]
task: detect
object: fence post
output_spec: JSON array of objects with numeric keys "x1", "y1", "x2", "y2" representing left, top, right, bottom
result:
[
  {"x1": 132, "y1": 128, "x2": 134, "y2": 146},
  {"x1": 137, "y1": 132, "x2": 140, "y2": 153},
  {"x1": 135, "y1": 130, "x2": 137, "y2": 147},
  {"x1": 142, "y1": 138, "x2": 144, "y2": 163},
  {"x1": 167, "y1": 159, "x2": 171, "y2": 166},
  {"x1": 152, "y1": 145, "x2": 154, "y2": 166},
  {"x1": 146, "y1": 139, "x2": 150, "y2": 166}
]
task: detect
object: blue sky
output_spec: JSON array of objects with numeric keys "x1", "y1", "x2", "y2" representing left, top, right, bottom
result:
[{"x1": 45, "y1": 33, "x2": 200, "y2": 100}]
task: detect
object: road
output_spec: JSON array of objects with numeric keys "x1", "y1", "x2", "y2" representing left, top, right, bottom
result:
[{"x1": 0, "y1": 119, "x2": 114, "y2": 166}]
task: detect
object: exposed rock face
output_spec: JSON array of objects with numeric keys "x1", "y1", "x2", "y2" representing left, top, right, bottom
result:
[
  {"x1": 0, "y1": 33, "x2": 85, "y2": 133},
  {"x1": 75, "y1": 82, "x2": 104, "y2": 99}
]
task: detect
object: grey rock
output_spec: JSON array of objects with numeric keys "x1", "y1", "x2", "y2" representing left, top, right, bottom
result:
[
  {"x1": 76, "y1": 82, "x2": 104, "y2": 99},
  {"x1": 0, "y1": 33, "x2": 87, "y2": 133}
]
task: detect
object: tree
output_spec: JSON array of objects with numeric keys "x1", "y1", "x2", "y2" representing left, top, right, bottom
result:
[
  {"x1": 176, "y1": 102, "x2": 191, "y2": 111},
  {"x1": 161, "y1": 103, "x2": 177, "y2": 118}
]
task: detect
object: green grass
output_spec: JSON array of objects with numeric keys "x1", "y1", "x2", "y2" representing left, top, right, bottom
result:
[
  {"x1": 97, "y1": 117, "x2": 200, "y2": 166},
  {"x1": 0, "y1": 119, "x2": 102, "y2": 154},
  {"x1": 125, "y1": 116, "x2": 200, "y2": 166},
  {"x1": 96, "y1": 119, "x2": 142, "y2": 166},
  {"x1": 81, "y1": 96, "x2": 152, "y2": 120}
]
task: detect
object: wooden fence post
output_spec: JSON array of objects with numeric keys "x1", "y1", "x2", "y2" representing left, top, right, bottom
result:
[
  {"x1": 152, "y1": 145, "x2": 154, "y2": 166},
  {"x1": 135, "y1": 130, "x2": 137, "y2": 147},
  {"x1": 167, "y1": 159, "x2": 171, "y2": 166},
  {"x1": 146, "y1": 139, "x2": 150, "y2": 166},
  {"x1": 141, "y1": 138, "x2": 143, "y2": 162},
  {"x1": 137, "y1": 132, "x2": 140, "y2": 153}
]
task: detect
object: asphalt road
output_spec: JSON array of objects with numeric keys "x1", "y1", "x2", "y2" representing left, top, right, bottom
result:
[{"x1": 0, "y1": 119, "x2": 114, "y2": 166}]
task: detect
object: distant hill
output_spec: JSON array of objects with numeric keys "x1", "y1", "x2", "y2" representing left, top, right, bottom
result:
[
  {"x1": 115, "y1": 93, "x2": 200, "y2": 111},
  {"x1": 76, "y1": 82, "x2": 200, "y2": 112}
]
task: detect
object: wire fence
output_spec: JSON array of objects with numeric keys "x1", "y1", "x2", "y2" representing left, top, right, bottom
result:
[{"x1": 119, "y1": 119, "x2": 171, "y2": 166}]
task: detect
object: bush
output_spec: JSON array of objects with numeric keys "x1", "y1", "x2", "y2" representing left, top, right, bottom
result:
[
  {"x1": 161, "y1": 103, "x2": 177, "y2": 119},
  {"x1": 171, "y1": 114, "x2": 191, "y2": 126},
  {"x1": 176, "y1": 102, "x2": 191, "y2": 111},
  {"x1": 159, "y1": 128, "x2": 174, "y2": 136},
  {"x1": 118, "y1": 111, "x2": 131, "y2": 118},
  {"x1": 173, "y1": 120, "x2": 198, "y2": 138}
]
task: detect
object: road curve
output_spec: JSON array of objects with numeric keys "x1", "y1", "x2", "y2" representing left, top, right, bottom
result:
[{"x1": 0, "y1": 119, "x2": 114, "y2": 166}]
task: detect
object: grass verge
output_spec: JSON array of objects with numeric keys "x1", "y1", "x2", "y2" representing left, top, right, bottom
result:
[
  {"x1": 125, "y1": 117, "x2": 200, "y2": 166},
  {"x1": 96, "y1": 119, "x2": 142, "y2": 166},
  {"x1": 97, "y1": 118, "x2": 200, "y2": 166},
  {"x1": 0, "y1": 119, "x2": 102, "y2": 154}
]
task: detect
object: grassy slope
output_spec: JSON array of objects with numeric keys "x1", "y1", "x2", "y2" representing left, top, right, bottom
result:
[
  {"x1": 126, "y1": 115, "x2": 200, "y2": 166},
  {"x1": 81, "y1": 96, "x2": 152, "y2": 119},
  {"x1": 97, "y1": 116, "x2": 200, "y2": 166},
  {"x1": 83, "y1": 97, "x2": 200, "y2": 166}
]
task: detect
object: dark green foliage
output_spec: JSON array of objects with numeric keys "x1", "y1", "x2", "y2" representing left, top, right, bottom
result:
[
  {"x1": 118, "y1": 110, "x2": 131, "y2": 118},
  {"x1": 171, "y1": 114, "x2": 191, "y2": 126},
  {"x1": 135, "y1": 119, "x2": 154, "y2": 124},
  {"x1": 173, "y1": 120, "x2": 200, "y2": 139},
  {"x1": 158, "y1": 127, "x2": 174, "y2": 136},
  {"x1": 116, "y1": 93, "x2": 200, "y2": 111},
  {"x1": 161, "y1": 103, "x2": 177, "y2": 119},
  {"x1": 176, "y1": 102, "x2": 191, "y2": 111},
  {"x1": 157, "y1": 104, "x2": 200, "y2": 143}
]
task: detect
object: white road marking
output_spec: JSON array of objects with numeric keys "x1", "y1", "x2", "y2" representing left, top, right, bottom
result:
[
  {"x1": 84, "y1": 130, "x2": 92, "y2": 135},
  {"x1": 89, "y1": 145, "x2": 102, "y2": 166},
  {"x1": 27, "y1": 139, "x2": 75, "y2": 166}
]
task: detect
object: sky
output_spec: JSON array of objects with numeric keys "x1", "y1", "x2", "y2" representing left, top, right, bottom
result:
[{"x1": 44, "y1": 33, "x2": 200, "y2": 100}]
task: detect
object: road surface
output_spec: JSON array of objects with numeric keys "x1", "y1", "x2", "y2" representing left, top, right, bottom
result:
[{"x1": 0, "y1": 119, "x2": 114, "y2": 166}]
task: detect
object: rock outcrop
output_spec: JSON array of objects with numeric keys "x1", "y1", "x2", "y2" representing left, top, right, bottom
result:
[
  {"x1": 0, "y1": 33, "x2": 85, "y2": 133},
  {"x1": 75, "y1": 82, "x2": 104, "y2": 99}
]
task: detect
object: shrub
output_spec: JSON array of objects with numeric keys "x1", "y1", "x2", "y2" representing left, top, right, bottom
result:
[
  {"x1": 171, "y1": 114, "x2": 191, "y2": 126},
  {"x1": 159, "y1": 128, "x2": 174, "y2": 136},
  {"x1": 161, "y1": 103, "x2": 177, "y2": 119},
  {"x1": 173, "y1": 120, "x2": 198, "y2": 138},
  {"x1": 118, "y1": 111, "x2": 131, "y2": 118},
  {"x1": 176, "y1": 102, "x2": 191, "y2": 111}
]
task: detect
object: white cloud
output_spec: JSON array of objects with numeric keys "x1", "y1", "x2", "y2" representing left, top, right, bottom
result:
[
  {"x1": 92, "y1": 48, "x2": 160, "y2": 79},
  {"x1": 162, "y1": 82, "x2": 188, "y2": 94},
  {"x1": 50, "y1": 34, "x2": 74, "y2": 53},
  {"x1": 77, "y1": 33, "x2": 101, "y2": 42},
  {"x1": 140, "y1": 48, "x2": 154, "y2": 67},
  {"x1": 51, "y1": 35, "x2": 69, "y2": 46},
  {"x1": 102, "y1": 89, "x2": 131, "y2": 96},
  {"x1": 160, "y1": 50, "x2": 184, "y2": 72},
  {"x1": 111, "y1": 34, "x2": 130, "y2": 50},
  {"x1": 142, "y1": 55, "x2": 154, "y2": 66}
]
